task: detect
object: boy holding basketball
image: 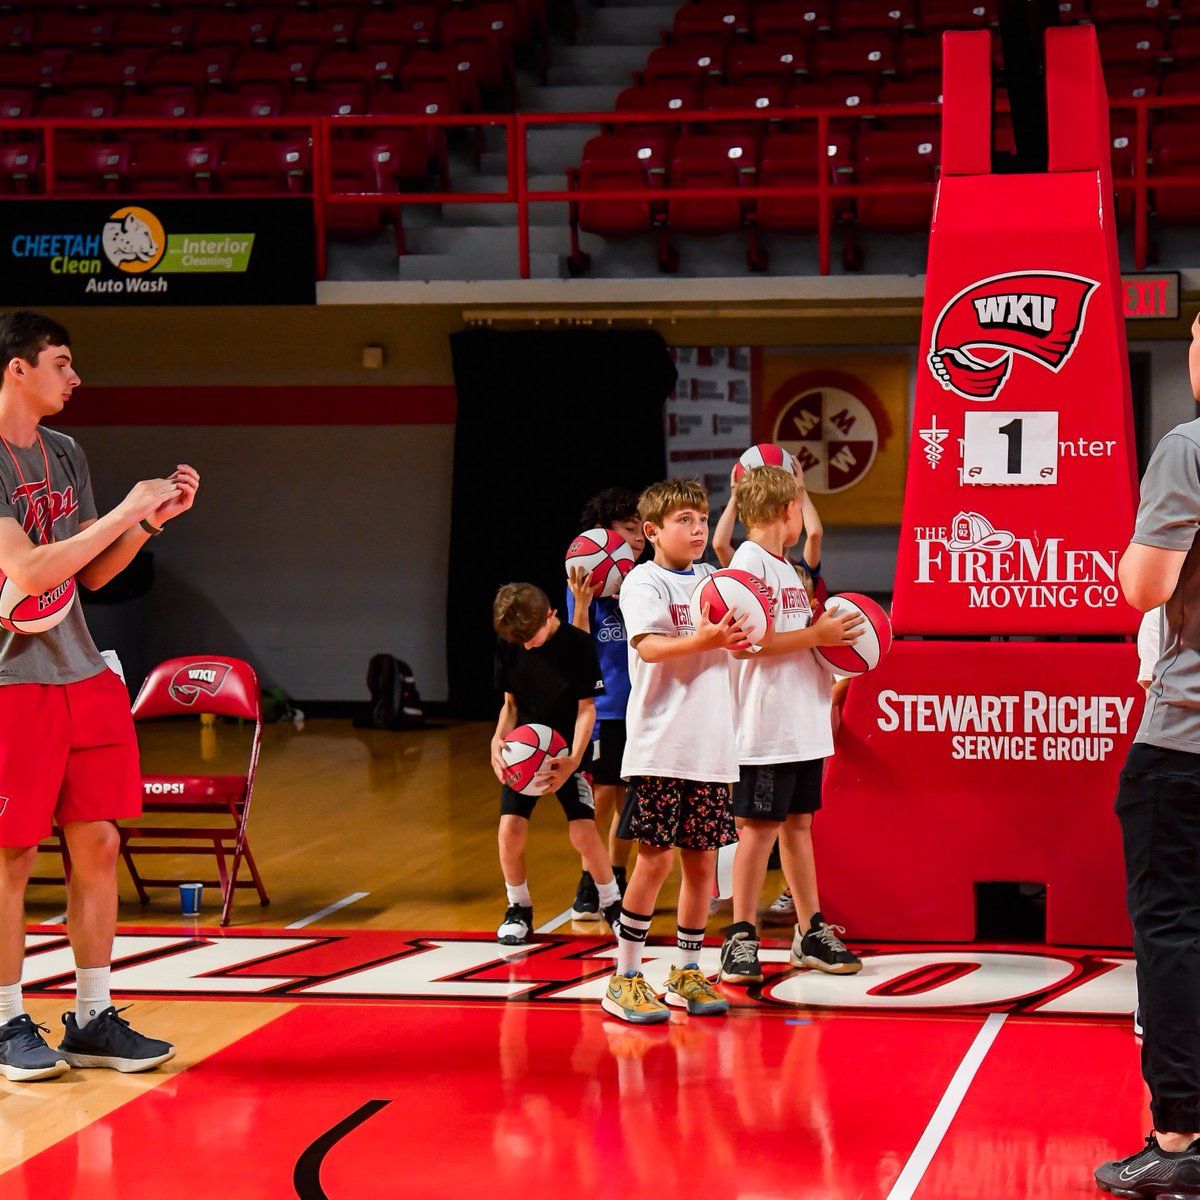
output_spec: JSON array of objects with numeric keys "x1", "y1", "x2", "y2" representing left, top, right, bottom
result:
[
  {"x1": 718, "y1": 465, "x2": 864, "y2": 986},
  {"x1": 0, "y1": 311, "x2": 193, "y2": 1081},
  {"x1": 491, "y1": 583, "x2": 622, "y2": 945},
  {"x1": 565, "y1": 487, "x2": 644, "y2": 920},
  {"x1": 602, "y1": 479, "x2": 748, "y2": 1025}
]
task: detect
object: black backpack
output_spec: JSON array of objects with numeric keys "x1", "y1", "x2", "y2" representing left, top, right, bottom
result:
[{"x1": 355, "y1": 654, "x2": 425, "y2": 730}]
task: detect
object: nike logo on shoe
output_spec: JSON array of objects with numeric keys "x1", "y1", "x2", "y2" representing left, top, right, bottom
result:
[{"x1": 1119, "y1": 1159, "x2": 1163, "y2": 1182}]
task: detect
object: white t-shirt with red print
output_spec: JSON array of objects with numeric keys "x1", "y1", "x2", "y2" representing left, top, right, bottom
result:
[
  {"x1": 730, "y1": 539, "x2": 833, "y2": 765},
  {"x1": 619, "y1": 560, "x2": 739, "y2": 784}
]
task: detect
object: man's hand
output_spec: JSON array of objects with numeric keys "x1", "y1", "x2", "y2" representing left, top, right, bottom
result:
[
  {"x1": 150, "y1": 464, "x2": 199, "y2": 526},
  {"x1": 694, "y1": 602, "x2": 752, "y2": 652},
  {"x1": 811, "y1": 605, "x2": 865, "y2": 646},
  {"x1": 535, "y1": 753, "x2": 578, "y2": 791},
  {"x1": 120, "y1": 477, "x2": 182, "y2": 523},
  {"x1": 567, "y1": 564, "x2": 599, "y2": 608}
]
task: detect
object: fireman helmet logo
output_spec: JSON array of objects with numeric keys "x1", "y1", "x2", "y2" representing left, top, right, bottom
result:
[
  {"x1": 928, "y1": 271, "x2": 1099, "y2": 401},
  {"x1": 168, "y1": 661, "x2": 232, "y2": 706}
]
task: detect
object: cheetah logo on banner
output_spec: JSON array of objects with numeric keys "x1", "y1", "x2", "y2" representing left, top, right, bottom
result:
[
  {"x1": 169, "y1": 662, "x2": 232, "y2": 706},
  {"x1": 928, "y1": 271, "x2": 1099, "y2": 401}
]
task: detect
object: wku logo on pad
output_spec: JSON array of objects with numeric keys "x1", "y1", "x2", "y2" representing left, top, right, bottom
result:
[
  {"x1": 168, "y1": 661, "x2": 231, "y2": 705},
  {"x1": 928, "y1": 271, "x2": 1099, "y2": 401}
]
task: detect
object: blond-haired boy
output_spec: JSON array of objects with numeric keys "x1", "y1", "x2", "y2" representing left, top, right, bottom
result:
[
  {"x1": 718, "y1": 465, "x2": 865, "y2": 985},
  {"x1": 602, "y1": 479, "x2": 747, "y2": 1024}
]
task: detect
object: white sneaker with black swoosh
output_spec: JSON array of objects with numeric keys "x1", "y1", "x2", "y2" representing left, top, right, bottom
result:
[{"x1": 1095, "y1": 1133, "x2": 1200, "y2": 1197}]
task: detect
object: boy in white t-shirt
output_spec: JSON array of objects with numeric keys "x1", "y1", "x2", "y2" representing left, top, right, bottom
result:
[
  {"x1": 717, "y1": 465, "x2": 865, "y2": 985},
  {"x1": 601, "y1": 479, "x2": 748, "y2": 1025}
]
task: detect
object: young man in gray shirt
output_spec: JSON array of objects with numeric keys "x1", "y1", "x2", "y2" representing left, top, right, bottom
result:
[
  {"x1": 1097, "y1": 314, "x2": 1200, "y2": 1196},
  {"x1": 0, "y1": 311, "x2": 198, "y2": 1081}
]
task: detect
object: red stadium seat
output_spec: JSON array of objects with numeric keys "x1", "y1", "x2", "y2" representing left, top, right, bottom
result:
[
  {"x1": 1160, "y1": 69, "x2": 1200, "y2": 126},
  {"x1": 897, "y1": 34, "x2": 945, "y2": 77},
  {"x1": 667, "y1": 132, "x2": 758, "y2": 245},
  {"x1": 918, "y1": 0, "x2": 996, "y2": 33},
  {"x1": 439, "y1": 8, "x2": 518, "y2": 95},
  {"x1": 324, "y1": 140, "x2": 408, "y2": 255},
  {"x1": 726, "y1": 42, "x2": 809, "y2": 86},
  {"x1": 400, "y1": 49, "x2": 482, "y2": 113},
  {"x1": 120, "y1": 92, "x2": 198, "y2": 121},
  {"x1": 673, "y1": 1, "x2": 752, "y2": 43},
  {"x1": 612, "y1": 81, "x2": 698, "y2": 144},
  {"x1": 852, "y1": 127, "x2": 940, "y2": 231},
  {"x1": 230, "y1": 49, "x2": 321, "y2": 90},
  {"x1": 1096, "y1": 24, "x2": 1165, "y2": 67},
  {"x1": 215, "y1": 139, "x2": 312, "y2": 194},
  {"x1": 1103, "y1": 66, "x2": 1160, "y2": 99},
  {"x1": 1089, "y1": 0, "x2": 1171, "y2": 28},
  {"x1": 122, "y1": 657, "x2": 269, "y2": 928},
  {"x1": 834, "y1": 0, "x2": 917, "y2": 35},
  {"x1": 315, "y1": 49, "x2": 406, "y2": 91},
  {"x1": 1109, "y1": 117, "x2": 1138, "y2": 221},
  {"x1": 644, "y1": 42, "x2": 727, "y2": 86},
  {"x1": 111, "y1": 12, "x2": 195, "y2": 51},
  {"x1": 755, "y1": 130, "x2": 850, "y2": 236},
  {"x1": 143, "y1": 50, "x2": 237, "y2": 94},
  {"x1": 0, "y1": 53, "x2": 67, "y2": 91},
  {"x1": 36, "y1": 91, "x2": 119, "y2": 121},
  {"x1": 53, "y1": 141, "x2": 132, "y2": 195},
  {"x1": 128, "y1": 141, "x2": 220, "y2": 194},
  {"x1": 191, "y1": 12, "x2": 277, "y2": 50},
  {"x1": 357, "y1": 5, "x2": 442, "y2": 52},
  {"x1": 702, "y1": 81, "x2": 787, "y2": 135},
  {"x1": 0, "y1": 143, "x2": 41, "y2": 192},
  {"x1": 200, "y1": 88, "x2": 285, "y2": 120},
  {"x1": 567, "y1": 134, "x2": 670, "y2": 273},
  {"x1": 0, "y1": 14, "x2": 35, "y2": 51},
  {"x1": 31, "y1": 13, "x2": 115, "y2": 51},
  {"x1": 877, "y1": 76, "x2": 943, "y2": 127},
  {"x1": 61, "y1": 50, "x2": 156, "y2": 92},
  {"x1": 1168, "y1": 27, "x2": 1200, "y2": 68},
  {"x1": 0, "y1": 88, "x2": 33, "y2": 120},
  {"x1": 753, "y1": 0, "x2": 833, "y2": 40},
  {"x1": 274, "y1": 7, "x2": 361, "y2": 48},
  {"x1": 284, "y1": 86, "x2": 368, "y2": 118},
  {"x1": 809, "y1": 32, "x2": 896, "y2": 79},
  {"x1": 788, "y1": 75, "x2": 877, "y2": 116},
  {"x1": 367, "y1": 90, "x2": 452, "y2": 185},
  {"x1": 1151, "y1": 123, "x2": 1200, "y2": 224}
]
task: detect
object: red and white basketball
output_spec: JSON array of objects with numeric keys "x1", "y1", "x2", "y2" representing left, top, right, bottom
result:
[
  {"x1": 813, "y1": 592, "x2": 893, "y2": 676},
  {"x1": 565, "y1": 528, "x2": 636, "y2": 598},
  {"x1": 0, "y1": 571, "x2": 76, "y2": 635},
  {"x1": 689, "y1": 568, "x2": 773, "y2": 647},
  {"x1": 501, "y1": 722, "x2": 570, "y2": 796},
  {"x1": 732, "y1": 443, "x2": 800, "y2": 483}
]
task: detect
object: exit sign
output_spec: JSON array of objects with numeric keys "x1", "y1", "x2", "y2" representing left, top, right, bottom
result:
[{"x1": 1122, "y1": 272, "x2": 1180, "y2": 319}]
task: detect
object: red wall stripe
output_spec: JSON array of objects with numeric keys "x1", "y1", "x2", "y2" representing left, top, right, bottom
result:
[{"x1": 49, "y1": 386, "x2": 458, "y2": 426}]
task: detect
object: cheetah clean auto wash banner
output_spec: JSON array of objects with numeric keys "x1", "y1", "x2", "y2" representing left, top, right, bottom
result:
[{"x1": 0, "y1": 199, "x2": 315, "y2": 305}]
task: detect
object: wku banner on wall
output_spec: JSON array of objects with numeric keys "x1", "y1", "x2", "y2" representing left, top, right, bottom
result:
[
  {"x1": 664, "y1": 347, "x2": 909, "y2": 525},
  {"x1": 0, "y1": 198, "x2": 316, "y2": 306}
]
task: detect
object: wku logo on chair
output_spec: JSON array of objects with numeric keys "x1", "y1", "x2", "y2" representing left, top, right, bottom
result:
[
  {"x1": 927, "y1": 270, "x2": 1099, "y2": 401},
  {"x1": 168, "y1": 661, "x2": 232, "y2": 706}
]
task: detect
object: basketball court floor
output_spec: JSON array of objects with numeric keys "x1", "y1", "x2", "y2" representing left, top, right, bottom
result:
[{"x1": 4, "y1": 719, "x2": 1144, "y2": 1199}]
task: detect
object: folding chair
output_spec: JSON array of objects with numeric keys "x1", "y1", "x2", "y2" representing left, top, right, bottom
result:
[{"x1": 120, "y1": 655, "x2": 269, "y2": 927}]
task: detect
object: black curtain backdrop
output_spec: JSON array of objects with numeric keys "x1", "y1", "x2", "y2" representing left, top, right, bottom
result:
[{"x1": 447, "y1": 329, "x2": 677, "y2": 719}]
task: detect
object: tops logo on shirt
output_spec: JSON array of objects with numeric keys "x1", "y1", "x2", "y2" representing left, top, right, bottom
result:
[
  {"x1": 11, "y1": 479, "x2": 79, "y2": 538},
  {"x1": 927, "y1": 271, "x2": 1098, "y2": 401},
  {"x1": 168, "y1": 661, "x2": 232, "y2": 706}
]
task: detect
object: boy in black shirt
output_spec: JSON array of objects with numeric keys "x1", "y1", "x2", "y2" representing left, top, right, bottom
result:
[{"x1": 490, "y1": 583, "x2": 622, "y2": 944}]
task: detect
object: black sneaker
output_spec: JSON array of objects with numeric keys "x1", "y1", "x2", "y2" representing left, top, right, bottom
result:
[
  {"x1": 613, "y1": 865, "x2": 628, "y2": 899},
  {"x1": 601, "y1": 899, "x2": 622, "y2": 936},
  {"x1": 719, "y1": 921, "x2": 763, "y2": 985},
  {"x1": 497, "y1": 903, "x2": 534, "y2": 945},
  {"x1": 570, "y1": 871, "x2": 601, "y2": 922},
  {"x1": 0, "y1": 1014, "x2": 68, "y2": 1081},
  {"x1": 58, "y1": 1007, "x2": 175, "y2": 1073},
  {"x1": 792, "y1": 912, "x2": 862, "y2": 975},
  {"x1": 1095, "y1": 1133, "x2": 1200, "y2": 1197}
]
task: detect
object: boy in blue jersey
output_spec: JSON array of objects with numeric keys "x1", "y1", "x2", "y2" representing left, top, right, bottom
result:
[{"x1": 565, "y1": 488, "x2": 645, "y2": 920}]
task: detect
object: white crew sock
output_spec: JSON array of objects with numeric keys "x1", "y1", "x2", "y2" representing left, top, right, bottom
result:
[
  {"x1": 75, "y1": 966, "x2": 111, "y2": 1028},
  {"x1": 0, "y1": 982, "x2": 23, "y2": 1024},
  {"x1": 505, "y1": 880, "x2": 531, "y2": 907},
  {"x1": 616, "y1": 907, "x2": 653, "y2": 976},
  {"x1": 597, "y1": 878, "x2": 621, "y2": 907}
]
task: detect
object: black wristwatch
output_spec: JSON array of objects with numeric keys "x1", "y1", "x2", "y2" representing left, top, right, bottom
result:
[{"x1": 140, "y1": 518, "x2": 163, "y2": 536}]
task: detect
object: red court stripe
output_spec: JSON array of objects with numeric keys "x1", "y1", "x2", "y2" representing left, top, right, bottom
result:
[
  {"x1": 3, "y1": 1004, "x2": 986, "y2": 1199},
  {"x1": 913, "y1": 1018, "x2": 1146, "y2": 1199}
]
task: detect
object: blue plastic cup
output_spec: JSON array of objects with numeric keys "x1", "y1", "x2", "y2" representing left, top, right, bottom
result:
[{"x1": 179, "y1": 882, "x2": 203, "y2": 917}]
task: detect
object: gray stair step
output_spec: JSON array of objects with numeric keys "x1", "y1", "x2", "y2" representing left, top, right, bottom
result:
[
  {"x1": 577, "y1": 6, "x2": 675, "y2": 44},
  {"x1": 521, "y1": 83, "x2": 624, "y2": 112},
  {"x1": 409, "y1": 224, "x2": 571, "y2": 255},
  {"x1": 553, "y1": 44, "x2": 655, "y2": 68},
  {"x1": 399, "y1": 250, "x2": 562, "y2": 280},
  {"x1": 546, "y1": 65, "x2": 635, "y2": 87}
]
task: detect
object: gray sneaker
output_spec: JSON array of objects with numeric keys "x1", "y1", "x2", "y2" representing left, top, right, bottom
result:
[{"x1": 0, "y1": 1014, "x2": 69, "y2": 1081}]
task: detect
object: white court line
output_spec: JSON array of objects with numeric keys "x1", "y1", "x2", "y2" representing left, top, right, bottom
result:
[
  {"x1": 536, "y1": 908, "x2": 576, "y2": 934},
  {"x1": 285, "y1": 892, "x2": 370, "y2": 930},
  {"x1": 885, "y1": 1012, "x2": 1008, "y2": 1200},
  {"x1": 41, "y1": 914, "x2": 67, "y2": 926}
]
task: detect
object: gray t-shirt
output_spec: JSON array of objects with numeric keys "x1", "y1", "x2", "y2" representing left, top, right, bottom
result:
[
  {"x1": 0, "y1": 427, "x2": 106, "y2": 686},
  {"x1": 1134, "y1": 416, "x2": 1200, "y2": 752}
]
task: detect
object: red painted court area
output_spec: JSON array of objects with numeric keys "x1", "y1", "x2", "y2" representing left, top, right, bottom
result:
[{"x1": 2, "y1": 929, "x2": 1147, "y2": 1200}]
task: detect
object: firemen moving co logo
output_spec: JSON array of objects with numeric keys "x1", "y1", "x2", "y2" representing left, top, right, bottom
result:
[
  {"x1": 928, "y1": 271, "x2": 1099, "y2": 401},
  {"x1": 168, "y1": 661, "x2": 232, "y2": 706}
]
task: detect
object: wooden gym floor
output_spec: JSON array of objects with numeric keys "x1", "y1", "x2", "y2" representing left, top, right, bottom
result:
[{"x1": 4, "y1": 719, "x2": 1147, "y2": 1199}]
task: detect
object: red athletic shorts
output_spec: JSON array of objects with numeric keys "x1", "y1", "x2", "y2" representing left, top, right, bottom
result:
[{"x1": 0, "y1": 668, "x2": 142, "y2": 847}]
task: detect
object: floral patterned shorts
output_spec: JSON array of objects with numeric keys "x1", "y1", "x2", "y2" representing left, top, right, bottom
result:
[{"x1": 617, "y1": 776, "x2": 737, "y2": 851}]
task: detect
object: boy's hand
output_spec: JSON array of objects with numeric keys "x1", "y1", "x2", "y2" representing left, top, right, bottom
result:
[
  {"x1": 811, "y1": 605, "x2": 865, "y2": 646},
  {"x1": 1191, "y1": 311, "x2": 1200, "y2": 342},
  {"x1": 490, "y1": 738, "x2": 510, "y2": 784},
  {"x1": 695, "y1": 602, "x2": 752, "y2": 652},
  {"x1": 567, "y1": 565, "x2": 599, "y2": 607},
  {"x1": 534, "y1": 753, "x2": 577, "y2": 791},
  {"x1": 150, "y1": 464, "x2": 200, "y2": 526}
]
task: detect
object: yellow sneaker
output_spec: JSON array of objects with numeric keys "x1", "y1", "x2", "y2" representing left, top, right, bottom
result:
[
  {"x1": 601, "y1": 972, "x2": 670, "y2": 1025},
  {"x1": 664, "y1": 965, "x2": 730, "y2": 1016}
]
